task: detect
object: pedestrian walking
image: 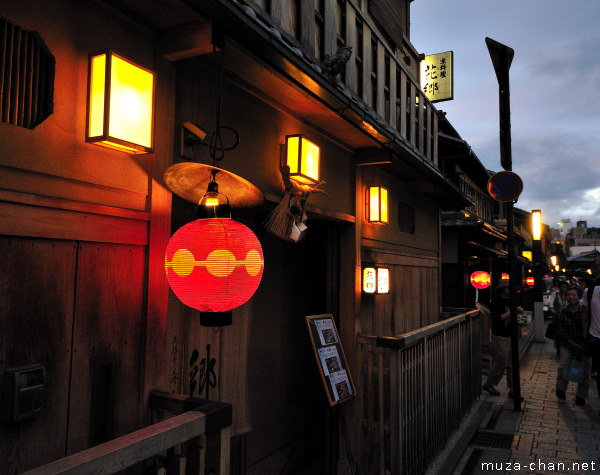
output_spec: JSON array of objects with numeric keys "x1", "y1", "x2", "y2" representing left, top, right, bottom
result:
[
  {"x1": 555, "y1": 286, "x2": 592, "y2": 405},
  {"x1": 550, "y1": 280, "x2": 569, "y2": 315},
  {"x1": 582, "y1": 279, "x2": 600, "y2": 396},
  {"x1": 483, "y1": 279, "x2": 522, "y2": 398}
]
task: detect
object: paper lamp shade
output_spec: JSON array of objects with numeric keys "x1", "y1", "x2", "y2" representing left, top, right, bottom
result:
[
  {"x1": 165, "y1": 219, "x2": 264, "y2": 312},
  {"x1": 366, "y1": 186, "x2": 388, "y2": 224},
  {"x1": 531, "y1": 210, "x2": 542, "y2": 240},
  {"x1": 363, "y1": 267, "x2": 377, "y2": 294},
  {"x1": 377, "y1": 268, "x2": 390, "y2": 293},
  {"x1": 86, "y1": 50, "x2": 154, "y2": 154},
  {"x1": 470, "y1": 271, "x2": 491, "y2": 289},
  {"x1": 285, "y1": 135, "x2": 320, "y2": 184}
]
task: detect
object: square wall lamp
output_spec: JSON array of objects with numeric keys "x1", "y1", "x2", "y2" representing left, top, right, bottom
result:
[
  {"x1": 365, "y1": 186, "x2": 388, "y2": 224},
  {"x1": 86, "y1": 50, "x2": 154, "y2": 154},
  {"x1": 363, "y1": 266, "x2": 390, "y2": 294},
  {"x1": 284, "y1": 134, "x2": 320, "y2": 185}
]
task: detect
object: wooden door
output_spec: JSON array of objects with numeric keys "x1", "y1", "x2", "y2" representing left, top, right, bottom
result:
[
  {"x1": 0, "y1": 236, "x2": 146, "y2": 472},
  {"x1": 66, "y1": 242, "x2": 146, "y2": 454}
]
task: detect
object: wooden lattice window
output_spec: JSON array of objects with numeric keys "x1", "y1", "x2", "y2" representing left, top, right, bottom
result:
[{"x1": 0, "y1": 16, "x2": 55, "y2": 129}]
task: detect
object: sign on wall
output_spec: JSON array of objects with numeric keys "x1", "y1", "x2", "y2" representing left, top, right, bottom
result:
[
  {"x1": 420, "y1": 51, "x2": 453, "y2": 102},
  {"x1": 306, "y1": 314, "x2": 356, "y2": 406}
]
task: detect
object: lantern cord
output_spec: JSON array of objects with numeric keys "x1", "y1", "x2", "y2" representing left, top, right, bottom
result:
[{"x1": 207, "y1": 42, "x2": 239, "y2": 167}]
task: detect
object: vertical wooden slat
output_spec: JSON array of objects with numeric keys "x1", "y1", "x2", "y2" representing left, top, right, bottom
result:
[
  {"x1": 17, "y1": 30, "x2": 28, "y2": 127},
  {"x1": 389, "y1": 61, "x2": 397, "y2": 129},
  {"x1": 323, "y1": 0, "x2": 337, "y2": 56},
  {"x1": 30, "y1": 42, "x2": 40, "y2": 125},
  {"x1": 23, "y1": 38, "x2": 34, "y2": 128},
  {"x1": 367, "y1": 349, "x2": 373, "y2": 473},
  {"x1": 417, "y1": 92, "x2": 424, "y2": 153},
  {"x1": 361, "y1": 22, "x2": 371, "y2": 105},
  {"x1": 3, "y1": 22, "x2": 14, "y2": 123},
  {"x1": 409, "y1": 82, "x2": 416, "y2": 147},
  {"x1": 399, "y1": 70, "x2": 407, "y2": 140},
  {"x1": 9, "y1": 25, "x2": 21, "y2": 125},
  {"x1": 0, "y1": 19, "x2": 7, "y2": 118},
  {"x1": 270, "y1": 1, "x2": 283, "y2": 27},
  {"x1": 344, "y1": 3, "x2": 356, "y2": 91},
  {"x1": 425, "y1": 102, "x2": 432, "y2": 159},
  {"x1": 378, "y1": 352, "x2": 385, "y2": 475},
  {"x1": 376, "y1": 41, "x2": 385, "y2": 117},
  {"x1": 433, "y1": 110, "x2": 439, "y2": 166},
  {"x1": 389, "y1": 348, "x2": 400, "y2": 475},
  {"x1": 300, "y1": 0, "x2": 315, "y2": 55}
]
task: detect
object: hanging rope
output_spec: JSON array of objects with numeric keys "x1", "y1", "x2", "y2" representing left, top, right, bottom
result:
[{"x1": 207, "y1": 42, "x2": 239, "y2": 167}]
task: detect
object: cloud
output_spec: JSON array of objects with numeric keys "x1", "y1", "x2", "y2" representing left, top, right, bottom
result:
[{"x1": 411, "y1": 0, "x2": 600, "y2": 227}]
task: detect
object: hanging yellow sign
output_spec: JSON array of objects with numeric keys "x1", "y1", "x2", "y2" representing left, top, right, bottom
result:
[{"x1": 420, "y1": 51, "x2": 453, "y2": 103}]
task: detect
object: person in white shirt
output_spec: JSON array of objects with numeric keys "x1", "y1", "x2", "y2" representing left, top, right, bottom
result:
[{"x1": 581, "y1": 280, "x2": 600, "y2": 397}]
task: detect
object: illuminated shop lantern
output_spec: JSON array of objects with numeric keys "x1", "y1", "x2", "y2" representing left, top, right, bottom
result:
[
  {"x1": 522, "y1": 250, "x2": 532, "y2": 261},
  {"x1": 526, "y1": 276, "x2": 535, "y2": 286},
  {"x1": 501, "y1": 273, "x2": 510, "y2": 280},
  {"x1": 86, "y1": 50, "x2": 154, "y2": 154},
  {"x1": 365, "y1": 186, "x2": 388, "y2": 224},
  {"x1": 377, "y1": 267, "x2": 390, "y2": 294},
  {"x1": 470, "y1": 271, "x2": 491, "y2": 289},
  {"x1": 363, "y1": 267, "x2": 390, "y2": 294},
  {"x1": 165, "y1": 218, "x2": 264, "y2": 317},
  {"x1": 285, "y1": 134, "x2": 320, "y2": 185},
  {"x1": 363, "y1": 267, "x2": 377, "y2": 294},
  {"x1": 531, "y1": 210, "x2": 542, "y2": 240}
]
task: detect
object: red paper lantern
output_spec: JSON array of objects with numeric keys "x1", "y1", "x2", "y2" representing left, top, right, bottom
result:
[
  {"x1": 470, "y1": 271, "x2": 491, "y2": 289},
  {"x1": 526, "y1": 276, "x2": 535, "y2": 286},
  {"x1": 165, "y1": 218, "x2": 264, "y2": 312}
]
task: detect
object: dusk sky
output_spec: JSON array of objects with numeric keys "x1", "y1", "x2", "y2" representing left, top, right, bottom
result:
[{"x1": 410, "y1": 0, "x2": 600, "y2": 229}]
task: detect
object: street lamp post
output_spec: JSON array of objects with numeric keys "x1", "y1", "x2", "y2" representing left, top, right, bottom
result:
[
  {"x1": 532, "y1": 210, "x2": 546, "y2": 344},
  {"x1": 486, "y1": 37, "x2": 522, "y2": 411}
]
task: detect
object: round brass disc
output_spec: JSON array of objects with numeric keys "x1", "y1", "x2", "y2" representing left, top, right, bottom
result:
[{"x1": 163, "y1": 162, "x2": 264, "y2": 208}]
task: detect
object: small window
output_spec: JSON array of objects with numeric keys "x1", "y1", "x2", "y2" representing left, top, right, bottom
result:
[
  {"x1": 397, "y1": 201, "x2": 415, "y2": 234},
  {"x1": 0, "y1": 17, "x2": 55, "y2": 128}
]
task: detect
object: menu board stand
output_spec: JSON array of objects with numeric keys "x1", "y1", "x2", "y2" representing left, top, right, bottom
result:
[{"x1": 306, "y1": 314, "x2": 356, "y2": 406}]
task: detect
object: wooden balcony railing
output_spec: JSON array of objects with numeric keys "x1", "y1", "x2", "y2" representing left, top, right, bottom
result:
[
  {"x1": 357, "y1": 309, "x2": 481, "y2": 475},
  {"x1": 244, "y1": 0, "x2": 438, "y2": 165},
  {"x1": 459, "y1": 174, "x2": 495, "y2": 223},
  {"x1": 23, "y1": 392, "x2": 232, "y2": 475}
]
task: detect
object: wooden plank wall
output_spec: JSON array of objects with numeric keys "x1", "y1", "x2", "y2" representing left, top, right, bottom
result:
[
  {"x1": 0, "y1": 236, "x2": 146, "y2": 472},
  {"x1": 245, "y1": 0, "x2": 438, "y2": 164},
  {"x1": 0, "y1": 237, "x2": 76, "y2": 473},
  {"x1": 361, "y1": 248, "x2": 440, "y2": 337}
]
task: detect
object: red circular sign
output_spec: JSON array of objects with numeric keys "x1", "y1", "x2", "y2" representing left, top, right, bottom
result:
[
  {"x1": 165, "y1": 218, "x2": 264, "y2": 312},
  {"x1": 470, "y1": 271, "x2": 491, "y2": 289},
  {"x1": 487, "y1": 171, "x2": 523, "y2": 202}
]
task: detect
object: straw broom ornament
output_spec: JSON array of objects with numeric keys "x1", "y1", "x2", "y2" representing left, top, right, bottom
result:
[{"x1": 264, "y1": 165, "x2": 326, "y2": 242}]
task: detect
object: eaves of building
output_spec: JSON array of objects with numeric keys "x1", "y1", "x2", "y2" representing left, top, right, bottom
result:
[{"x1": 110, "y1": 0, "x2": 472, "y2": 210}]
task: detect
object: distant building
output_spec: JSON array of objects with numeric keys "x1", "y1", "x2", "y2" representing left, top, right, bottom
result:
[
  {"x1": 565, "y1": 220, "x2": 600, "y2": 256},
  {"x1": 558, "y1": 218, "x2": 572, "y2": 239}
]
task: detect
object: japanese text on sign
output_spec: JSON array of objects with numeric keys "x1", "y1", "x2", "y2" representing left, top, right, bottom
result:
[{"x1": 420, "y1": 51, "x2": 453, "y2": 103}]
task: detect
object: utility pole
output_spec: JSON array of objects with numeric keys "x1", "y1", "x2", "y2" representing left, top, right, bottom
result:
[{"x1": 486, "y1": 37, "x2": 521, "y2": 411}]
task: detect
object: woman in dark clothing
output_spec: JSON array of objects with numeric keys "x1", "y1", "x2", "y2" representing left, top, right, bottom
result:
[{"x1": 483, "y1": 280, "x2": 523, "y2": 397}]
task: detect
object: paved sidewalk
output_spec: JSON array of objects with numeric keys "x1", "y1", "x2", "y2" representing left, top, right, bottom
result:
[{"x1": 455, "y1": 338, "x2": 600, "y2": 474}]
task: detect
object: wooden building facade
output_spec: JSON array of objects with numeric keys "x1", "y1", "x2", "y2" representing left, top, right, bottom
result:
[{"x1": 0, "y1": 1, "x2": 483, "y2": 473}]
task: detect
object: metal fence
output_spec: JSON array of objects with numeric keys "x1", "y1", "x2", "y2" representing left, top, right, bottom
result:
[{"x1": 357, "y1": 309, "x2": 481, "y2": 474}]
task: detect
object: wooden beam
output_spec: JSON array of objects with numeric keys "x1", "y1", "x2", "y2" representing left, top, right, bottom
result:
[
  {"x1": 159, "y1": 20, "x2": 215, "y2": 61},
  {"x1": 355, "y1": 147, "x2": 392, "y2": 166},
  {"x1": 22, "y1": 412, "x2": 206, "y2": 475}
]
